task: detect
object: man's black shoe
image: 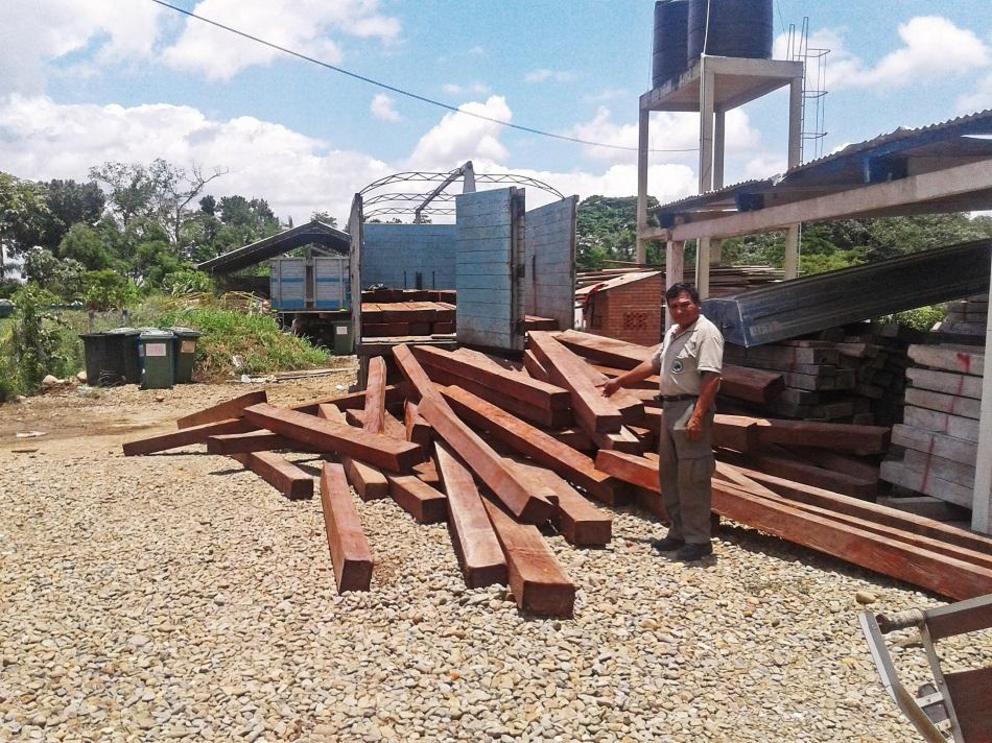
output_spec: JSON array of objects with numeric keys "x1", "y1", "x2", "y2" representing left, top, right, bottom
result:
[
  {"x1": 674, "y1": 542, "x2": 713, "y2": 562},
  {"x1": 650, "y1": 536, "x2": 685, "y2": 552}
]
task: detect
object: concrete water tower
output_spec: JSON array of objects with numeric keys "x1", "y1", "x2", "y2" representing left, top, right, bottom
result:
[{"x1": 635, "y1": 0, "x2": 805, "y2": 295}]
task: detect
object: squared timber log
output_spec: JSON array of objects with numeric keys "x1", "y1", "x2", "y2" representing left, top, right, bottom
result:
[
  {"x1": 317, "y1": 404, "x2": 389, "y2": 501},
  {"x1": 387, "y1": 475, "x2": 448, "y2": 524},
  {"x1": 243, "y1": 403, "x2": 421, "y2": 472},
  {"x1": 319, "y1": 463, "x2": 373, "y2": 593},
  {"x1": 482, "y1": 499, "x2": 576, "y2": 617},
  {"x1": 207, "y1": 430, "x2": 306, "y2": 454},
  {"x1": 362, "y1": 356, "x2": 388, "y2": 434},
  {"x1": 418, "y1": 395, "x2": 555, "y2": 524},
  {"x1": 231, "y1": 451, "x2": 314, "y2": 500},
  {"x1": 176, "y1": 391, "x2": 268, "y2": 429},
  {"x1": 510, "y1": 459, "x2": 612, "y2": 547},
  {"x1": 404, "y1": 401, "x2": 433, "y2": 450},
  {"x1": 441, "y1": 385, "x2": 628, "y2": 506},
  {"x1": 435, "y1": 442, "x2": 508, "y2": 588},
  {"x1": 123, "y1": 418, "x2": 256, "y2": 456}
]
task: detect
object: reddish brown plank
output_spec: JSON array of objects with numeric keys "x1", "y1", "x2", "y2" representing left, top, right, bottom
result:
[
  {"x1": 745, "y1": 449, "x2": 877, "y2": 499},
  {"x1": 597, "y1": 450, "x2": 992, "y2": 601},
  {"x1": 231, "y1": 451, "x2": 314, "y2": 500},
  {"x1": 207, "y1": 430, "x2": 314, "y2": 454},
  {"x1": 511, "y1": 459, "x2": 611, "y2": 547},
  {"x1": 404, "y1": 401, "x2": 433, "y2": 450},
  {"x1": 319, "y1": 463, "x2": 373, "y2": 593},
  {"x1": 441, "y1": 385, "x2": 628, "y2": 506},
  {"x1": 413, "y1": 456, "x2": 442, "y2": 488},
  {"x1": 346, "y1": 408, "x2": 409, "y2": 442},
  {"x1": 393, "y1": 344, "x2": 444, "y2": 404},
  {"x1": 751, "y1": 418, "x2": 890, "y2": 455},
  {"x1": 291, "y1": 383, "x2": 410, "y2": 416},
  {"x1": 362, "y1": 356, "x2": 388, "y2": 434},
  {"x1": 243, "y1": 403, "x2": 421, "y2": 472},
  {"x1": 317, "y1": 404, "x2": 390, "y2": 501},
  {"x1": 418, "y1": 395, "x2": 555, "y2": 524},
  {"x1": 522, "y1": 349, "x2": 550, "y2": 382},
  {"x1": 482, "y1": 499, "x2": 575, "y2": 617},
  {"x1": 528, "y1": 330, "x2": 623, "y2": 434},
  {"x1": 123, "y1": 418, "x2": 255, "y2": 456},
  {"x1": 412, "y1": 345, "x2": 570, "y2": 413},
  {"x1": 387, "y1": 475, "x2": 448, "y2": 524},
  {"x1": 176, "y1": 391, "x2": 268, "y2": 429},
  {"x1": 435, "y1": 442, "x2": 508, "y2": 588}
]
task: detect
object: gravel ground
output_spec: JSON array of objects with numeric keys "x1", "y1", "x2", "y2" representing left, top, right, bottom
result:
[{"x1": 1, "y1": 373, "x2": 990, "y2": 741}]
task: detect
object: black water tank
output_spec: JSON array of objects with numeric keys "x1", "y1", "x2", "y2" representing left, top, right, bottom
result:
[
  {"x1": 652, "y1": 0, "x2": 690, "y2": 88},
  {"x1": 687, "y1": 0, "x2": 773, "y2": 64}
]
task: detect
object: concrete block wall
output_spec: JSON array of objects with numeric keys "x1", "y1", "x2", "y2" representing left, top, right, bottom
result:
[
  {"x1": 455, "y1": 188, "x2": 519, "y2": 350},
  {"x1": 586, "y1": 273, "x2": 664, "y2": 346},
  {"x1": 362, "y1": 224, "x2": 457, "y2": 289},
  {"x1": 523, "y1": 197, "x2": 577, "y2": 331}
]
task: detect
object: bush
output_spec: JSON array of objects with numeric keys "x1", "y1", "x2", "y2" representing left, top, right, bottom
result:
[
  {"x1": 882, "y1": 305, "x2": 946, "y2": 333},
  {"x1": 161, "y1": 268, "x2": 214, "y2": 295},
  {"x1": 82, "y1": 269, "x2": 139, "y2": 311},
  {"x1": 154, "y1": 306, "x2": 330, "y2": 381}
]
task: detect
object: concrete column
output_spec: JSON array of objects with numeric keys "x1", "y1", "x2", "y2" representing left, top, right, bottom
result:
[
  {"x1": 636, "y1": 107, "x2": 650, "y2": 265},
  {"x1": 788, "y1": 76, "x2": 803, "y2": 169},
  {"x1": 783, "y1": 225, "x2": 800, "y2": 279},
  {"x1": 972, "y1": 273, "x2": 992, "y2": 534},
  {"x1": 697, "y1": 59, "x2": 715, "y2": 299},
  {"x1": 665, "y1": 239, "x2": 684, "y2": 331},
  {"x1": 713, "y1": 109, "x2": 726, "y2": 190},
  {"x1": 695, "y1": 238, "x2": 711, "y2": 298}
]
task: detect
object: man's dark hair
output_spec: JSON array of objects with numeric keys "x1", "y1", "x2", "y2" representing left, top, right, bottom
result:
[{"x1": 665, "y1": 282, "x2": 701, "y2": 305}]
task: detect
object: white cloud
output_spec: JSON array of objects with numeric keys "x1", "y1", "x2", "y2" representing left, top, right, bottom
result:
[
  {"x1": 161, "y1": 0, "x2": 399, "y2": 81},
  {"x1": 582, "y1": 88, "x2": 629, "y2": 103},
  {"x1": 370, "y1": 93, "x2": 400, "y2": 122},
  {"x1": 442, "y1": 82, "x2": 490, "y2": 96},
  {"x1": 568, "y1": 106, "x2": 760, "y2": 166},
  {"x1": 468, "y1": 46, "x2": 485, "y2": 56},
  {"x1": 0, "y1": 95, "x2": 391, "y2": 224},
  {"x1": 524, "y1": 68, "x2": 577, "y2": 84},
  {"x1": 0, "y1": 0, "x2": 163, "y2": 94},
  {"x1": 958, "y1": 72, "x2": 992, "y2": 113},
  {"x1": 776, "y1": 17, "x2": 991, "y2": 92},
  {"x1": 407, "y1": 96, "x2": 512, "y2": 169}
]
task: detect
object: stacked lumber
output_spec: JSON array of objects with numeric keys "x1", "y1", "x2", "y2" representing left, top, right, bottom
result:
[
  {"x1": 362, "y1": 301, "x2": 456, "y2": 337},
  {"x1": 362, "y1": 288, "x2": 456, "y2": 303},
  {"x1": 881, "y1": 343, "x2": 985, "y2": 508},
  {"x1": 121, "y1": 329, "x2": 992, "y2": 609},
  {"x1": 934, "y1": 293, "x2": 989, "y2": 342},
  {"x1": 575, "y1": 265, "x2": 782, "y2": 293},
  {"x1": 725, "y1": 321, "x2": 915, "y2": 426}
]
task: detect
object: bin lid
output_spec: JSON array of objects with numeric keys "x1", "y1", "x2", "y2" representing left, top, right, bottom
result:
[
  {"x1": 167, "y1": 326, "x2": 202, "y2": 338},
  {"x1": 106, "y1": 326, "x2": 140, "y2": 336},
  {"x1": 139, "y1": 329, "x2": 175, "y2": 340}
]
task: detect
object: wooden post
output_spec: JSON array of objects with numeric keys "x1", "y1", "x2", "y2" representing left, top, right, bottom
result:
[
  {"x1": 636, "y1": 107, "x2": 650, "y2": 265},
  {"x1": 972, "y1": 276, "x2": 992, "y2": 534}
]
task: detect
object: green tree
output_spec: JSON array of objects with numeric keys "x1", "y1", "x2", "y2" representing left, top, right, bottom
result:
[
  {"x1": 36, "y1": 179, "x2": 105, "y2": 250},
  {"x1": 82, "y1": 270, "x2": 139, "y2": 311},
  {"x1": 57, "y1": 223, "x2": 113, "y2": 271},
  {"x1": 575, "y1": 195, "x2": 660, "y2": 270},
  {"x1": 0, "y1": 172, "x2": 50, "y2": 276},
  {"x1": 310, "y1": 210, "x2": 338, "y2": 227}
]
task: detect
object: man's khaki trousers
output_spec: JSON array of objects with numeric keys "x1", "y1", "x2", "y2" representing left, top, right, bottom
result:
[{"x1": 657, "y1": 398, "x2": 716, "y2": 545}]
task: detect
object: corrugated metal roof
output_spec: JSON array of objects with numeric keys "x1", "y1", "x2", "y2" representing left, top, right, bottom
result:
[{"x1": 198, "y1": 220, "x2": 349, "y2": 274}]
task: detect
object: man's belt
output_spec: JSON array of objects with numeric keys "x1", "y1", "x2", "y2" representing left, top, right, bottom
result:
[{"x1": 660, "y1": 394, "x2": 698, "y2": 403}]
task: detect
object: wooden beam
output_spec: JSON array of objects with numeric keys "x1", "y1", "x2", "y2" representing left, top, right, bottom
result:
[
  {"x1": 434, "y1": 442, "x2": 508, "y2": 588},
  {"x1": 387, "y1": 475, "x2": 448, "y2": 524},
  {"x1": 510, "y1": 459, "x2": 612, "y2": 547},
  {"x1": 123, "y1": 418, "x2": 255, "y2": 456},
  {"x1": 596, "y1": 450, "x2": 992, "y2": 600},
  {"x1": 522, "y1": 350, "x2": 550, "y2": 383},
  {"x1": 404, "y1": 401, "x2": 433, "y2": 450},
  {"x1": 417, "y1": 395, "x2": 555, "y2": 524},
  {"x1": 207, "y1": 430, "x2": 316, "y2": 454},
  {"x1": 317, "y1": 403, "x2": 389, "y2": 501},
  {"x1": 319, "y1": 463, "x2": 373, "y2": 593},
  {"x1": 232, "y1": 451, "x2": 314, "y2": 500},
  {"x1": 346, "y1": 408, "x2": 410, "y2": 443},
  {"x1": 393, "y1": 343, "x2": 444, "y2": 404},
  {"x1": 291, "y1": 383, "x2": 410, "y2": 416},
  {"x1": 362, "y1": 356, "x2": 388, "y2": 434},
  {"x1": 669, "y1": 159, "x2": 992, "y2": 241},
  {"x1": 482, "y1": 499, "x2": 576, "y2": 617},
  {"x1": 440, "y1": 385, "x2": 628, "y2": 506},
  {"x1": 528, "y1": 330, "x2": 624, "y2": 434},
  {"x1": 243, "y1": 403, "x2": 422, "y2": 472},
  {"x1": 176, "y1": 391, "x2": 267, "y2": 429}
]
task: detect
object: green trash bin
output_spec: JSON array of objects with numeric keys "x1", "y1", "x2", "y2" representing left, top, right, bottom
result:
[
  {"x1": 332, "y1": 319, "x2": 354, "y2": 355},
  {"x1": 80, "y1": 333, "x2": 120, "y2": 386},
  {"x1": 0, "y1": 299, "x2": 13, "y2": 319},
  {"x1": 138, "y1": 329, "x2": 175, "y2": 390},
  {"x1": 105, "y1": 327, "x2": 141, "y2": 385},
  {"x1": 168, "y1": 326, "x2": 202, "y2": 384}
]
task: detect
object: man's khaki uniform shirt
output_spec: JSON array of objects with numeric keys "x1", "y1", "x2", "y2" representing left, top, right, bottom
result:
[{"x1": 651, "y1": 314, "x2": 724, "y2": 396}]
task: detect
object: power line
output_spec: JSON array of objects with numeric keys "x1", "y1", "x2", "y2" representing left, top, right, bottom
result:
[{"x1": 148, "y1": 0, "x2": 698, "y2": 154}]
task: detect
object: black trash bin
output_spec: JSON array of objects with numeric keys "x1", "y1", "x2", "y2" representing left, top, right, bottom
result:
[
  {"x1": 80, "y1": 333, "x2": 121, "y2": 386},
  {"x1": 105, "y1": 327, "x2": 141, "y2": 384}
]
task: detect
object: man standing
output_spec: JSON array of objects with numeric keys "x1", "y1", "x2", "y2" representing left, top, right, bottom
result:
[{"x1": 601, "y1": 282, "x2": 723, "y2": 562}]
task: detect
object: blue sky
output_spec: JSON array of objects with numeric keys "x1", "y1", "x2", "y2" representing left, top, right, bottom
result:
[{"x1": 2, "y1": 0, "x2": 991, "y2": 223}]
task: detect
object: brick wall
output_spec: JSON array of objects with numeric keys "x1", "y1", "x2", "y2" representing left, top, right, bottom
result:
[{"x1": 585, "y1": 273, "x2": 664, "y2": 346}]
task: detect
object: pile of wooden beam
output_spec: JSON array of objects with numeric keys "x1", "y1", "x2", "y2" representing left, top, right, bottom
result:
[
  {"x1": 725, "y1": 322, "x2": 916, "y2": 427},
  {"x1": 575, "y1": 265, "x2": 782, "y2": 293},
  {"x1": 935, "y1": 293, "x2": 989, "y2": 342},
  {"x1": 362, "y1": 301, "x2": 456, "y2": 338},
  {"x1": 881, "y1": 343, "x2": 985, "y2": 509},
  {"x1": 362, "y1": 288, "x2": 457, "y2": 303},
  {"x1": 122, "y1": 329, "x2": 992, "y2": 614}
]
